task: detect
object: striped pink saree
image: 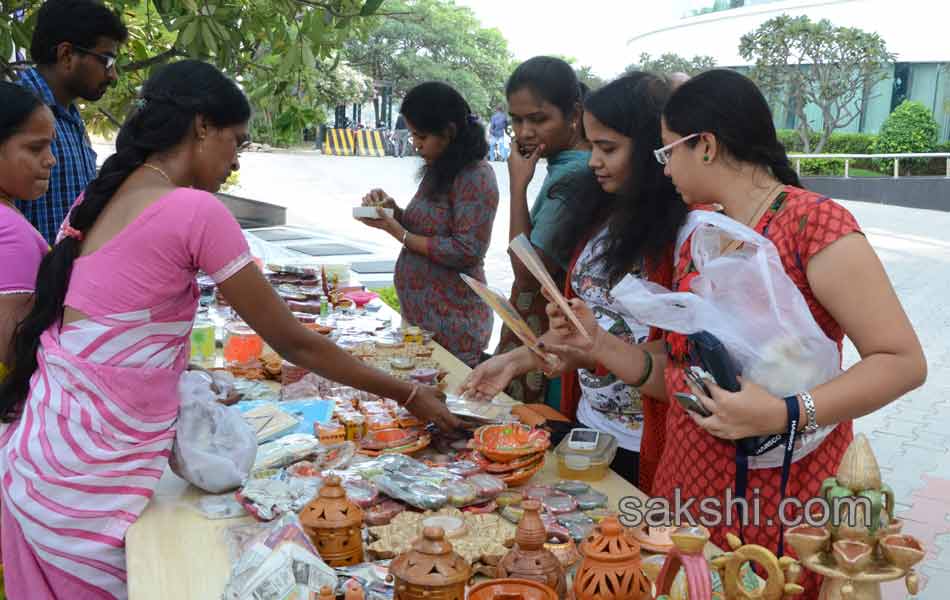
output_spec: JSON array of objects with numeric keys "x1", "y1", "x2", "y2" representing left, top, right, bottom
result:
[{"x1": 1, "y1": 307, "x2": 190, "y2": 598}]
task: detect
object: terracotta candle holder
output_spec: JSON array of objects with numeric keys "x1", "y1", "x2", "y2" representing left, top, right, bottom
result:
[
  {"x1": 573, "y1": 516, "x2": 651, "y2": 600},
  {"x1": 300, "y1": 474, "x2": 364, "y2": 567},
  {"x1": 388, "y1": 526, "x2": 471, "y2": 600}
]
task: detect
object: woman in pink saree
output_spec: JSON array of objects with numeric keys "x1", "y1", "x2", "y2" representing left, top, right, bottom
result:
[{"x1": 0, "y1": 60, "x2": 461, "y2": 600}]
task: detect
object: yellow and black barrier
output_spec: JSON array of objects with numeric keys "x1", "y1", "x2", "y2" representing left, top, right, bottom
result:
[
  {"x1": 323, "y1": 128, "x2": 356, "y2": 156},
  {"x1": 354, "y1": 130, "x2": 387, "y2": 157},
  {"x1": 323, "y1": 129, "x2": 389, "y2": 157}
]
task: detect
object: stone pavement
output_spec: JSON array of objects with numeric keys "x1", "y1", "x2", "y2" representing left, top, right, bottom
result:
[{"x1": 229, "y1": 151, "x2": 950, "y2": 598}]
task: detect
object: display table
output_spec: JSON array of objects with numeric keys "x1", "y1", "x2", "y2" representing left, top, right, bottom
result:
[{"x1": 126, "y1": 340, "x2": 649, "y2": 599}]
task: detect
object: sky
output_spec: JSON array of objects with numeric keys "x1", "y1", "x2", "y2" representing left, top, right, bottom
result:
[{"x1": 453, "y1": 0, "x2": 690, "y2": 79}]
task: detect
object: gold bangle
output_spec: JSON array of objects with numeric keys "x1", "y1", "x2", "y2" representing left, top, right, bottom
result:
[{"x1": 403, "y1": 384, "x2": 420, "y2": 408}]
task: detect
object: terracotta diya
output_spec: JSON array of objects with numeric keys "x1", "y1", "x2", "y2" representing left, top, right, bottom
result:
[
  {"x1": 633, "y1": 523, "x2": 675, "y2": 553},
  {"x1": 469, "y1": 424, "x2": 551, "y2": 463}
]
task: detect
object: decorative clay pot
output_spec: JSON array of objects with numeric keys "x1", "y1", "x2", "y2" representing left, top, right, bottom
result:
[
  {"x1": 573, "y1": 516, "x2": 651, "y2": 600},
  {"x1": 498, "y1": 499, "x2": 567, "y2": 599},
  {"x1": 300, "y1": 474, "x2": 364, "y2": 567},
  {"x1": 387, "y1": 526, "x2": 470, "y2": 600}
]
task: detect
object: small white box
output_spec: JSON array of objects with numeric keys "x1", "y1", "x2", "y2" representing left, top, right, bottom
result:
[{"x1": 353, "y1": 206, "x2": 394, "y2": 219}]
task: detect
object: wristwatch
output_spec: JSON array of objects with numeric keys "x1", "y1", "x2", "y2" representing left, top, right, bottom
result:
[{"x1": 799, "y1": 391, "x2": 819, "y2": 434}]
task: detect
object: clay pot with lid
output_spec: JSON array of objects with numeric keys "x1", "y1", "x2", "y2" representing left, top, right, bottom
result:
[
  {"x1": 498, "y1": 499, "x2": 567, "y2": 599},
  {"x1": 387, "y1": 526, "x2": 470, "y2": 600},
  {"x1": 300, "y1": 474, "x2": 364, "y2": 567},
  {"x1": 467, "y1": 578, "x2": 558, "y2": 600},
  {"x1": 573, "y1": 516, "x2": 651, "y2": 600}
]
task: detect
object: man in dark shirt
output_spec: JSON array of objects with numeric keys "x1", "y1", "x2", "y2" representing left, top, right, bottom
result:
[
  {"x1": 15, "y1": 0, "x2": 127, "y2": 243},
  {"x1": 393, "y1": 114, "x2": 409, "y2": 158}
]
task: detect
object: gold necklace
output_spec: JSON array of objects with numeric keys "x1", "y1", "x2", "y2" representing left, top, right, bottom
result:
[
  {"x1": 722, "y1": 181, "x2": 784, "y2": 255},
  {"x1": 143, "y1": 163, "x2": 173, "y2": 184}
]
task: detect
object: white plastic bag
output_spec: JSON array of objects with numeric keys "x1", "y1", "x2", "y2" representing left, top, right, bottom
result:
[
  {"x1": 170, "y1": 371, "x2": 258, "y2": 492},
  {"x1": 612, "y1": 210, "x2": 839, "y2": 468}
]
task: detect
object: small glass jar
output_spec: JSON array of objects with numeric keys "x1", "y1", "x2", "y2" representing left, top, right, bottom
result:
[
  {"x1": 402, "y1": 325, "x2": 422, "y2": 345},
  {"x1": 341, "y1": 413, "x2": 366, "y2": 442},
  {"x1": 189, "y1": 314, "x2": 216, "y2": 364},
  {"x1": 223, "y1": 320, "x2": 263, "y2": 365}
]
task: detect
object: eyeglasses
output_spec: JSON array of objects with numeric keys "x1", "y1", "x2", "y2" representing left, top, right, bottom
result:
[
  {"x1": 653, "y1": 133, "x2": 700, "y2": 166},
  {"x1": 73, "y1": 45, "x2": 117, "y2": 72}
]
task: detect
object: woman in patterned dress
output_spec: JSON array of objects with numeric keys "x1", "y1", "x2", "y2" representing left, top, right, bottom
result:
[
  {"x1": 462, "y1": 73, "x2": 688, "y2": 490},
  {"x1": 358, "y1": 82, "x2": 498, "y2": 368},
  {"x1": 543, "y1": 70, "x2": 925, "y2": 599}
]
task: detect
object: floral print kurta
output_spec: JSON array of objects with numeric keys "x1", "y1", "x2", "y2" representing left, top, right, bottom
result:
[{"x1": 394, "y1": 161, "x2": 499, "y2": 367}]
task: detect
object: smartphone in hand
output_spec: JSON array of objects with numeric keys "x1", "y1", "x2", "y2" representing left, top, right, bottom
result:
[{"x1": 674, "y1": 392, "x2": 713, "y2": 418}]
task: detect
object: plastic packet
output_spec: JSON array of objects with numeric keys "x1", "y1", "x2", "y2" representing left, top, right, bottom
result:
[
  {"x1": 223, "y1": 512, "x2": 337, "y2": 600},
  {"x1": 521, "y1": 485, "x2": 552, "y2": 502},
  {"x1": 541, "y1": 493, "x2": 578, "y2": 515},
  {"x1": 495, "y1": 490, "x2": 523, "y2": 508},
  {"x1": 500, "y1": 504, "x2": 524, "y2": 524},
  {"x1": 553, "y1": 480, "x2": 591, "y2": 496},
  {"x1": 466, "y1": 473, "x2": 506, "y2": 499},
  {"x1": 372, "y1": 474, "x2": 447, "y2": 510},
  {"x1": 342, "y1": 478, "x2": 379, "y2": 508},
  {"x1": 237, "y1": 477, "x2": 321, "y2": 521},
  {"x1": 444, "y1": 479, "x2": 479, "y2": 507},
  {"x1": 196, "y1": 493, "x2": 249, "y2": 520},
  {"x1": 364, "y1": 500, "x2": 406, "y2": 527},
  {"x1": 443, "y1": 460, "x2": 481, "y2": 478},
  {"x1": 574, "y1": 490, "x2": 608, "y2": 511},
  {"x1": 253, "y1": 434, "x2": 322, "y2": 472},
  {"x1": 462, "y1": 499, "x2": 497, "y2": 514}
]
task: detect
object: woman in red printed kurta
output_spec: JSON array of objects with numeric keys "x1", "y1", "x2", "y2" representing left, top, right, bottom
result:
[{"x1": 543, "y1": 70, "x2": 925, "y2": 599}]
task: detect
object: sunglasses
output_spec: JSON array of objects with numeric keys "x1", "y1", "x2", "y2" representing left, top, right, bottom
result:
[
  {"x1": 653, "y1": 133, "x2": 701, "y2": 166},
  {"x1": 73, "y1": 45, "x2": 118, "y2": 72}
]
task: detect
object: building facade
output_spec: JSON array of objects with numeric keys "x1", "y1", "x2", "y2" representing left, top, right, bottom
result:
[{"x1": 632, "y1": 0, "x2": 950, "y2": 141}]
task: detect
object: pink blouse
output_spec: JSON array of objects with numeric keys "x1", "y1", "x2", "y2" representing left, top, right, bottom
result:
[
  {"x1": 0, "y1": 203, "x2": 48, "y2": 295},
  {"x1": 64, "y1": 187, "x2": 252, "y2": 322}
]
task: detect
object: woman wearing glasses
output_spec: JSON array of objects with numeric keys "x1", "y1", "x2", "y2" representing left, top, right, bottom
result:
[
  {"x1": 463, "y1": 72, "x2": 688, "y2": 490},
  {"x1": 543, "y1": 69, "x2": 925, "y2": 599}
]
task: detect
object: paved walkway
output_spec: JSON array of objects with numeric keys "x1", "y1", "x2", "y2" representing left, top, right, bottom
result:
[{"x1": 203, "y1": 150, "x2": 950, "y2": 598}]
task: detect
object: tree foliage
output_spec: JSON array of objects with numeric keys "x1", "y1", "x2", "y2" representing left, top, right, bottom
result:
[
  {"x1": 739, "y1": 15, "x2": 894, "y2": 153},
  {"x1": 625, "y1": 52, "x2": 716, "y2": 77},
  {"x1": 0, "y1": 0, "x2": 386, "y2": 145},
  {"x1": 871, "y1": 100, "x2": 939, "y2": 174},
  {"x1": 342, "y1": 0, "x2": 514, "y2": 116}
]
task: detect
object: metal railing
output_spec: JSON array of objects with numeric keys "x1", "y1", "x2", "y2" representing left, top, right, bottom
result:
[{"x1": 788, "y1": 153, "x2": 950, "y2": 178}]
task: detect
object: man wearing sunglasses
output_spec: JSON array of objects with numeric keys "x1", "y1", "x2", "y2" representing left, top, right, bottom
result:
[{"x1": 15, "y1": 0, "x2": 128, "y2": 244}]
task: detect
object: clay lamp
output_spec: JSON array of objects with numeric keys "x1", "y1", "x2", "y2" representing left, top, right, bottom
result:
[
  {"x1": 573, "y1": 516, "x2": 651, "y2": 600},
  {"x1": 654, "y1": 525, "x2": 713, "y2": 600},
  {"x1": 832, "y1": 540, "x2": 874, "y2": 575},
  {"x1": 880, "y1": 534, "x2": 926, "y2": 570},
  {"x1": 543, "y1": 529, "x2": 581, "y2": 569},
  {"x1": 300, "y1": 474, "x2": 364, "y2": 567},
  {"x1": 387, "y1": 526, "x2": 470, "y2": 600},
  {"x1": 467, "y1": 578, "x2": 558, "y2": 600},
  {"x1": 318, "y1": 585, "x2": 335, "y2": 600},
  {"x1": 785, "y1": 524, "x2": 831, "y2": 559},
  {"x1": 499, "y1": 499, "x2": 567, "y2": 599}
]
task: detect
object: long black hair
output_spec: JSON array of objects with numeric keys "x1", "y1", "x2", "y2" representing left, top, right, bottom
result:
[
  {"x1": 0, "y1": 82, "x2": 44, "y2": 145},
  {"x1": 1, "y1": 60, "x2": 250, "y2": 419},
  {"x1": 399, "y1": 81, "x2": 488, "y2": 196},
  {"x1": 662, "y1": 69, "x2": 801, "y2": 187},
  {"x1": 505, "y1": 56, "x2": 583, "y2": 123},
  {"x1": 551, "y1": 72, "x2": 688, "y2": 285}
]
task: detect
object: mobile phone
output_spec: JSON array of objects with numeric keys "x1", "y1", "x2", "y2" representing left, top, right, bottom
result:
[
  {"x1": 674, "y1": 392, "x2": 713, "y2": 418},
  {"x1": 684, "y1": 366, "x2": 712, "y2": 396},
  {"x1": 567, "y1": 428, "x2": 600, "y2": 450}
]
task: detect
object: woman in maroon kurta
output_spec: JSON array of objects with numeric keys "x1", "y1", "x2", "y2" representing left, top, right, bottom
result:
[
  {"x1": 543, "y1": 70, "x2": 925, "y2": 599},
  {"x1": 358, "y1": 82, "x2": 498, "y2": 367}
]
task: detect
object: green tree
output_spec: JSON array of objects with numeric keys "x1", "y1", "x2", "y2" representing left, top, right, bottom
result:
[
  {"x1": 0, "y1": 0, "x2": 387, "y2": 145},
  {"x1": 625, "y1": 52, "x2": 716, "y2": 77},
  {"x1": 739, "y1": 15, "x2": 894, "y2": 153},
  {"x1": 342, "y1": 0, "x2": 514, "y2": 116},
  {"x1": 871, "y1": 100, "x2": 939, "y2": 174}
]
